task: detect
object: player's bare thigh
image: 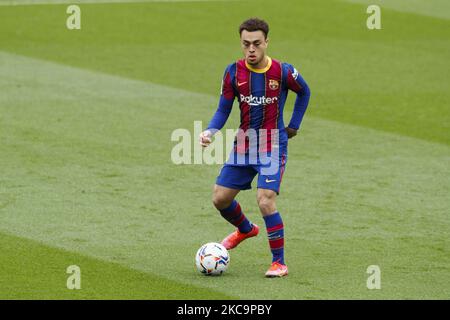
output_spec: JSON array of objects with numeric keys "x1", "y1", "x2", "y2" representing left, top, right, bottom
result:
[
  {"x1": 212, "y1": 184, "x2": 240, "y2": 210},
  {"x1": 257, "y1": 188, "x2": 277, "y2": 216}
]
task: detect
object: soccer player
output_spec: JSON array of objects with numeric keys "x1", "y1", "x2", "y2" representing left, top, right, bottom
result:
[{"x1": 199, "y1": 18, "x2": 310, "y2": 277}]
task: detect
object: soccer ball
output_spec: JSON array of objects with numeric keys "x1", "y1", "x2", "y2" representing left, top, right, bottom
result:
[{"x1": 195, "y1": 242, "x2": 230, "y2": 275}]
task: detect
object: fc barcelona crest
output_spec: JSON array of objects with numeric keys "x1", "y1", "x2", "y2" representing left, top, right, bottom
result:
[{"x1": 269, "y1": 79, "x2": 279, "y2": 90}]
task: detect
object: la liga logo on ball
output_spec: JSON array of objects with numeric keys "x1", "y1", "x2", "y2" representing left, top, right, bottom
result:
[{"x1": 195, "y1": 242, "x2": 230, "y2": 275}]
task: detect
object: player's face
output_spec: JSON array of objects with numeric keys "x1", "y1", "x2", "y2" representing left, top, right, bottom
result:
[{"x1": 240, "y1": 30, "x2": 268, "y2": 67}]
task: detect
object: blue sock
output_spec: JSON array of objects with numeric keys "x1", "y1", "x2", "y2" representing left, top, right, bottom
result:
[
  {"x1": 263, "y1": 212, "x2": 285, "y2": 264},
  {"x1": 219, "y1": 200, "x2": 252, "y2": 233}
]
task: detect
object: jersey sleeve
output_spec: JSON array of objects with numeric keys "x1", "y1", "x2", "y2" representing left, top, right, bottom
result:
[
  {"x1": 206, "y1": 65, "x2": 236, "y2": 132},
  {"x1": 283, "y1": 63, "x2": 311, "y2": 130}
]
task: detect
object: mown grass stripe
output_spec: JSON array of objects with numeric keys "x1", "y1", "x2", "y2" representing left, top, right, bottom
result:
[{"x1": 0, "y1": 231, "x2": 235, "y2": 299}]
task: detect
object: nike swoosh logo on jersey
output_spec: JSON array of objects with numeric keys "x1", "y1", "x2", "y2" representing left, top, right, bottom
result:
[
  {"x1": 265, "y1": 178, "x2": 277, "y2": 183},
  {"x1": 237, "y1": 81, "x2": 247, "y2": 86}
]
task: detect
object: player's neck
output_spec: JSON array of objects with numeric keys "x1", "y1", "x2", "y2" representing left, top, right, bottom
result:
[
  {"x1": 254, "y1": 55, "x2": 269, "y2": 69},
  {"x1": 245, "y1": 56, "x2": 272, "y2": 73}
]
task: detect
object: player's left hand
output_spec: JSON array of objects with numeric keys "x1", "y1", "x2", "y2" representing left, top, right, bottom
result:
[{"x1": 285, "y1": 127, "x2": 298, "y2": 139}]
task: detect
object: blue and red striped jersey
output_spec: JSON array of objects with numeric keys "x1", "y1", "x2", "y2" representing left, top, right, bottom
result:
[{"x1": 207, "y1": 57, "x2": 310, "y2": 153}]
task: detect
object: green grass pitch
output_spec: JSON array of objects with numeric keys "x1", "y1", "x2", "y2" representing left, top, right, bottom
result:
[{"x1": 0, "y1": 0, "x2": 449, "y2": 299}]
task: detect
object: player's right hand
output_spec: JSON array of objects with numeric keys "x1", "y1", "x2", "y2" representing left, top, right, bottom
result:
[{"x1": 199, "y1": 130, "x2": 213, "y2": 147}]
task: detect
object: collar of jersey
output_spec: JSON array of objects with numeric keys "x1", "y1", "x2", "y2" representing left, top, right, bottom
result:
[{"x1": 245, "y1": 56, "x2": 272, "y2": 73}]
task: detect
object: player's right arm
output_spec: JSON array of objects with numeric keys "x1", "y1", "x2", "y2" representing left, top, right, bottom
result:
[{"x1": 199, "y1": 65, "x2": 236, "y2": 147}]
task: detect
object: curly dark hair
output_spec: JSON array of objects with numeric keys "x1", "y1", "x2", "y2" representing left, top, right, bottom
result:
[{"x1": 239, "y1": 18, "x2": 269, "y2": 39}]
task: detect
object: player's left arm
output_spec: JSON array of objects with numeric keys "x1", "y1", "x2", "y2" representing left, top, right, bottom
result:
[{"x1": 284, "y1": 64, "x2": 311, "y2": 139}]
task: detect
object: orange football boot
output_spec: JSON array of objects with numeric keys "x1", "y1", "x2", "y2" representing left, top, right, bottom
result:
[
  {"x1": 221, "y1": 224, "x2": 259, "y2": 250},
  {"x1": 265, "y1": 261, "x2": 288, "y2": 278}
]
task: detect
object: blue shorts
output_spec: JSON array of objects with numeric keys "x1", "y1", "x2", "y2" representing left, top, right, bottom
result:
[{"x1": 216, "y1": 152, "x2": 287, "y2": 194}]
